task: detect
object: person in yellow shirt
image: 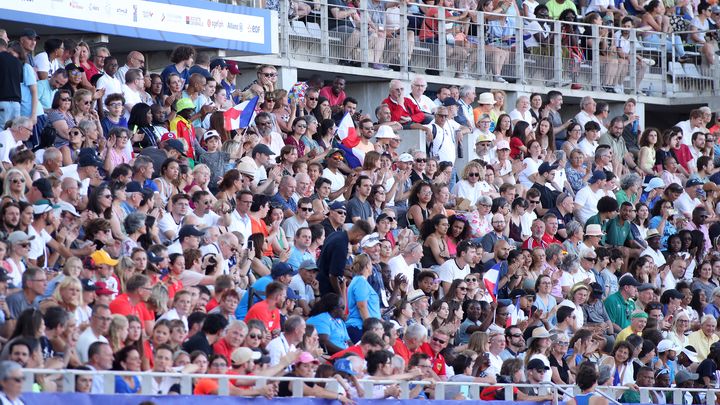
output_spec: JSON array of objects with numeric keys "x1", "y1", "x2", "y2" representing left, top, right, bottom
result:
[
  {"x1": 687, "y1": 315, "x2": 719, "y2": 361},
  {"x1": 615, "y1": 311, "x2": 647, "y2": 344}
]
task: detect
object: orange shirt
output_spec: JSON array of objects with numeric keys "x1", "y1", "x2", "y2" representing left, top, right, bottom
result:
[
  {"x1": 418, "y1": 342, "x2": 446, "y2": 376},
  {"x1": 244, "y1": 300, "x2": 281, "y2": 332},
  {"x1": 250, "y1": 216, "x2": 273, "y2": 257},
  {"x1": 194, "y1": 377, "x2": 220, "y2": 395}
]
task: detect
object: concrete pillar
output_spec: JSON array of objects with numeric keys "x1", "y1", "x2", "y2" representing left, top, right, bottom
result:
[{"x1": 277, "y1": 67, "x2": 298, "y2": 92}]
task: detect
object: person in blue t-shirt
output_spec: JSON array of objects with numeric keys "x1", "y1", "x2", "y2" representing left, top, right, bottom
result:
[
  {"x1": 346, "y1": 254, "x2": 380, "y2": 342},
  {"x1": 306, "y1": 293, "x2": 351, "y2": 354}
]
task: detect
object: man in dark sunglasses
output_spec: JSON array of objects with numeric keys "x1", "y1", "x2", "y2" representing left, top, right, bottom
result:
[
  {"x1": 0, "y1": 359, "x2": 25, "y2": 402},
  {"x1": 418, "y1": 329, "x2": 451, "y2": 378}
]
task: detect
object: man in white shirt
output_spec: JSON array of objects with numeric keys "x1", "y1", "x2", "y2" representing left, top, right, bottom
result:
[
  {"x1": 76, "y1": 305, "x2": 111, "y2": 363},
  {"x1": 426, "y1": 106, "x2": 469, "y2": 164},
  {"x1": 578, "y1": 121, "x2": 601, "y2": 159},
  {"x1": 0, "y1": 117, "x2": 32, "y2": 170},
  {"x1": 115, "y1": 50, "x2": 145, "y2": 83},
  {"x1": 121, "y1": 68, "x2": 144, "y2": 120},
  {"x1": 289, "y1": 260, "x2": 319, "y2": 315},
  {"x1": 408, "y1": 77, "x2": 436, "y2": 114},
  {"x1": 186, "y1": 190, "x2": 224, "y2": 228},
  {"x1": 266, "y1": 315, "x2": 305, "y2": 369},
  {"x1": 457, "y1": 85, "x2": 477, "y2": 129},
  {"x1": 167, "y1": 225, "x2": 205, "y2": 255},
  {"x1": 641, "y1": 229, "x2": 666, "y2": 267},
  {"x1": 388, "y1": 242, "x2": 423, "y2": 290},
  {"x1": 675, "y1": 179, "x2": 703, "y2": 218},
  {"x1": 574, "y1": 171, "x2": 607, "y2": 224},
  {"x1": 95, "y1": 56, "x2": 122, "y2": 106},
  {"x1": 228, "y1": 190, "x2": 253, "y2": 243},
  {"x1": 158, "y1": 193, "x2": 190, "y2": 244},
  {"x1": 675, "y1": 109, "x2": 706, "y2": 146},
  {"x1": 437, "y1": 240, "x2": 476, "y2": 295},
  {"x1": 574, "y1": 96, "x2": 602, "y2": 133},
  {"x1": 485, "y1": 331, "x2": 507, "y2": 376}
]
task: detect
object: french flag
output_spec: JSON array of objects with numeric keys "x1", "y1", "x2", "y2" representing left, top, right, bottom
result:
[
  {"x1": 337, "y1": 112, "x2": 360, "y2": 149},
  {"x1": 484, "y1": 263, "x2": 501, "y2": 302},
  {"x1": 224, "y1": 96, "x2": 259, "y2": 131}
]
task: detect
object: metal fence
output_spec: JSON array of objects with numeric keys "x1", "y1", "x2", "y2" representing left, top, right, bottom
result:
[
  {"x1": 280, "y1": 0, "x2": 719, "y2": 97},
  {"x1": 20, "y1": 368, "x2": 720, "y2": 402}
]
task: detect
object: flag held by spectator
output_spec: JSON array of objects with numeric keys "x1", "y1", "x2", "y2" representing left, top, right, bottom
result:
[
  {"x1": 224, "y1": 96, "x2": 258, "y2": 130},
  {"x1": 484, "y1": 263, "x2": 501, "y2": 302},
  {"x1": 337, "y1": 112, "x2": 359, "y2": 148}
]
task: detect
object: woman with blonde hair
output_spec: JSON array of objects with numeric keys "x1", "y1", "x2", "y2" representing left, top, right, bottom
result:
[
  {"x1": 107, "y1": 314, "x2": 129, "y2": 353},
  {"x1": 1, "y1": 169, "x2": 28, "y2": 202},
  {"x1": 113, "y1": 256, "x2": 137, "y2": 295},
  {"x1": 271, "y1": 89, "x2": 295, "y2": 134},
  {"x1": 467, "y1": 331, "x2": 489, "y2": 354},
  {"x1": 185, "y1": 164, "x2": 216, "y2": 201},
  {"x1": 40, "y1": 276, "x2": 86, "y2": 326},
  {"x1": 44, "y1": 256, "x2": 83, "y2": 298},
  {"x1": 70, "y1": 88, "x2": 101, "y2": 133}
]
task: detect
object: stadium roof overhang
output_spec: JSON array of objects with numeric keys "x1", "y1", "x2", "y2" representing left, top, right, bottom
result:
[{"x1": 0, "y1": 0, "x2": 278, "y2": 55}]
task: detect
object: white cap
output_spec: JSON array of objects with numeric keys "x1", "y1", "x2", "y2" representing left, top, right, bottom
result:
[{"x1": 360, "y1": 232, "x2": 381, "y2": 248}]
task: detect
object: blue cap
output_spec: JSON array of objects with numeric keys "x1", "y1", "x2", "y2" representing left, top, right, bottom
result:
[
  {"x1": 299, "y1": 260, "x2": 318, "y2": 270},
  {"x1": 588, "y1": 170, "x2": 607, "y2": 184},
  {"x1": 271, "y1": 262, "x2": 294, "y2": 278},
  {"x1": 329, "y1": 201, "x2": 346, "y2": 211},
  {"x1": 538, "y1": 162, "x2": 559, "y2": 175},
  {"x1": 125, "y1": 181, "x2": 143, "y2": 193},
  {"x1": 334, "y1": 358, "x2": 356, "y2": 375},
  {"x1": 77, "y1": 148, "x2": 103, "y2": 168}
]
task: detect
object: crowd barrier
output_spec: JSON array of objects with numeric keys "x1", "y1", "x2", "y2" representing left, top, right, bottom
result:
[
  {"x1": 280, "y1": 0, "x2": 719, "y2": 97},
  {"x1": 19, "y1": 368, "x2": 720, "y2": 402}
]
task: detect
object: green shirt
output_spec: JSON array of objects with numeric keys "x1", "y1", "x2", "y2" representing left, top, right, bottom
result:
[
  {"x1": 546, "y1": 0, "x2": 578, "y2": 19},
  {"x1": 604, "y1": 218, "x2": 633, "y2": 247},
  {"x1": 599, "y1": 132, "x2": 629, "y2": 162},
  {"x1": 604, "y1": 291, "x2": 634, "y2": 330},
  {"x1": 615, "y1": 189, "x2": 637, "y2": 207}
]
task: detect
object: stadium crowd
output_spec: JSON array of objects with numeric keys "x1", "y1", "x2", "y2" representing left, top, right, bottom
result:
[{"x1": 0, "y1": 4, "x2": 720, "y2": 402}]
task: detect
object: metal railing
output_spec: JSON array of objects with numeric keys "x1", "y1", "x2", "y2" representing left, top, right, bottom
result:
[
  {"x1": 20, "y1": 368, "x2": 720, "y2": 401},
  {"x1": 279, "y1": 1, "x2": 719, "y2": 96}
]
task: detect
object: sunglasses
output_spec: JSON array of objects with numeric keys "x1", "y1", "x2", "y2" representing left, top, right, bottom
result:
[
  {"x1": 334, "y1": 210, "x2": 347, "y2": 215},
  {"x1": 70, "y1": 131, "x2": 83, "y2": 137},
  {"x1": 528, "y1": 199, "x2": 540, "y2": 204},
  {"x1": 82, "y1": 100, "x2": 91, "y2": 105},
  {"x1": 60, "y1": 97, "x2": 72, "y2": 102},
  {"x1": 262, "y1": 73, "x2": 277, "y2": 77},
  {"x1": 11, "y1": 178, "x2": 24, "y2": 184},
  {"x1": 300, "y1": 207, "x2": 313, "y2": 212},
  {"x1": 465, "y1": 277, "x2": 477, "y2": 282},
  {"x1": 332, "y1": 156, "x2": 343, "y2": 161},
  {"x1": 6, "y1": 376, "x2": 25, "y2": 383},
  {"x1": 306, "y1": 96, "x2": 318, "y2": 101},
  {"x1": 248, "y1": 333, "x2": 262, "y2": 339},
  {"x1": 468, "y1": 173, "x2": 480, "y2": 177},
  {"x1": 583, "y1": 257, "x2": 597, "y2": 262},
  {"x1": 415, "y1": 158, "x2": 427, "y2": 163}
]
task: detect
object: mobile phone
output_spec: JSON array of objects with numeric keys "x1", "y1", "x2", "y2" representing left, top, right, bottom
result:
[{"x1": 247, "y1": 240, "x2": 254, "y2": 251}]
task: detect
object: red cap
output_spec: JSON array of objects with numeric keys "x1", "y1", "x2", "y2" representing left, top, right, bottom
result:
[
  {"x1": 93, "y1": 281, "x2": 115, "y2": 296},
  {"x1": 227, "y1": 60, "x2": 241, "y2": 75},
  {"x1": 160, "y1": 132, "x2": 177, "y2": 143}
]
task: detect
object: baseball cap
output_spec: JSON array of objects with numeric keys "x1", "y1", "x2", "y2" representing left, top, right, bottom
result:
[
  {"x1": 589, "y1": 282, "x2": 604, "y2": 298},
  {"x1": 271, "y1": 262, "x2": 294, "y2": 278},
  {"x1": 175, "y1": 98, "x2": 195, "y2": 112},
  {"x1": 661, "y1": 289, "x2": 685, "y2": 301},
  {"x1": 90, "y1": 250, "x2": 119, "y2": 266},
  {"x1": 20, "y1": 28, "x2": 39, "y2": 39},
  {"x1": 618, "y1": 274, "x2": 641, "y2": 288},
  {"x1": 252, "y1": 144, "x2": 275, "y2": 157},
  {"x1": 209, "y1": 58, "x2": 228, "y2": 71},
  {"x1": 360, "y1": 233, "x2": 381, "y2": 248},
  {"x1": 65, "y1": 63, "x2": 84, "y2": 73},
  {"x1": 203, "y1": 130, "x2": 221, "y2": 141},
  {"x1": 398, "y1": 153, "x2": 413, "y2": 163},
  {"x1": 231, "y1": 347, "x2": 261, "y2": 365},
  {"x1": 527, "y1": 358, "x2": 550, "y2": 371},
  {"x1": 637, "y1": 283, "x2": 654, "y2": 292},
  {"x1": 299, "y1": 260, "x2": 318, "y2": 271},
  {"x1": 147, "y1": 251, "x2": 165, "y2": 264},
  {"x1": 675, "y1": 370, "x2": 700, "y2": 385},
  {"x1": 32, "y1": 178, "x2": 54, "y2": 199},
  {"x1": 538, "y1": 162, "x2": 559, "y2": 175},
  {"x1": 6, "y1": 231, "x2": 34, "y2": 245},
  {"x1": 32, "y1": 199, "x2": 56, "y2": 215},
  {"x1": 442, "y1": 97, "x2": 459, "y2": 107},
  {"x1": 295, "y1": 352, "x2": 319, "y2": 365},
  {"x1": 81, "y1": 278, "x2": 98, "y2": 292},
  {"x1": 78, "y1": 148, "x2": 103, "y2": 168},
  {"x1": 657, "y1": 339, "x2": 681, "y2": 353},
  {"x1": 226, "y1": 60, "x2": 241, "y2": 75},
  {"x1": 334, "y1": 358, "x2": 356, "y2": 375},
  {"x1": 0, "y1": 269, "x2": 10, "y2": 283},
  {"x1": 165, "y1": 139, "x2": 186, "y2": 156},
  {"x1": 93, "y1": 281, "x2": 115, "y2": 296},
  {"x1": 711, "y1": 5, "x2": 720, "y2": 13},
  {"x1": 496, "y1": 140, "x2": 510, "y2": 150},
  {"x1": 329, "y1": 201, "x2": 346, "y2": 211},
  {"x1": 588, "y1": 170, "x2": 607, "y2": 184},
  {"x1": 160, "y1": 132, "x2": 177, "y2": 143},
  {"x1": 55, "y1": 201, "x2": 80, "y2": 217},
  {"x1": 125, "y1": 181, "x2": 143, "y2": 194},
  {"x1": 686, "y1": 178, "x2": 704, "y2": 188},
  {"x1": 178, "y1": 225, "x2": 205, "y2": 240},
  {"x1": 644, "y1": 177, "x2": 665, "y2": 192}
]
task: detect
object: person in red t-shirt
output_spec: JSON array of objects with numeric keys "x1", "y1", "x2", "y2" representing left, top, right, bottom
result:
[
  {"x1": 245, "y1": 281, "x2": 285, "y2": 334},
  {"x1": 109, "y1": 274, "x2": 155, "y2": 334},
  {"x1": 392, "y1": 323, "x2": 427, "y2": 364},
  {"x1": 418, "y1": 329, "x2": 450, "y2": 379},
  {"x1": 194, "y1": 352, "x2": 277, "y2": 397},
  {"x1": 329, "y1": 332, "x2": 385, "y2": 361}
]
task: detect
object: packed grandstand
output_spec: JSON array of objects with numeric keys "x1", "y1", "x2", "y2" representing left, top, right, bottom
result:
[{"x1": 1, "y1": 0, "x2": 720, "y2": 403}]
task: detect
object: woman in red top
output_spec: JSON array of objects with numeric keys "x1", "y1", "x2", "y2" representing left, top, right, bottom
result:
[
  {"x1": 509, "y1": 121, "x2": 532, "y2": 159},
  {"x1": 163, "y1": 253, "x2": 185, "y2": 300},
  {"x1": 75, "y1": 41, "x2": 99, "y2": 86}
]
